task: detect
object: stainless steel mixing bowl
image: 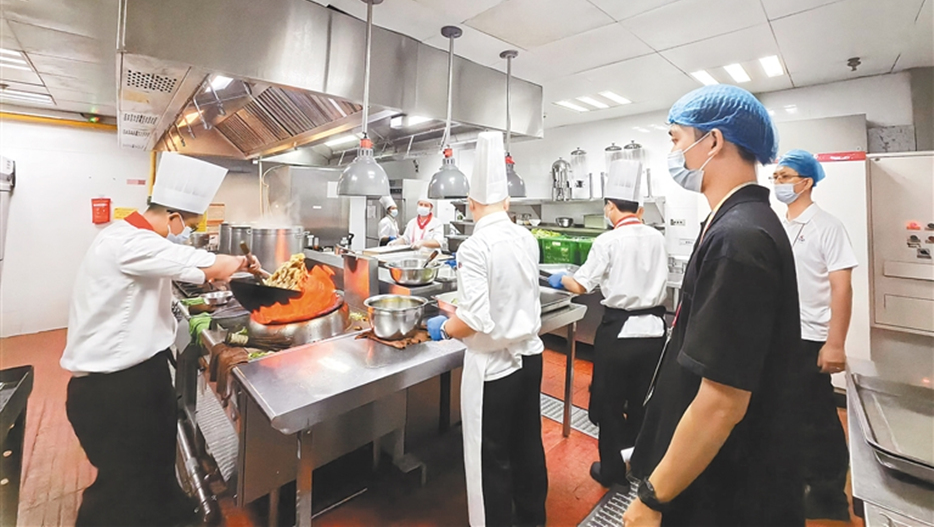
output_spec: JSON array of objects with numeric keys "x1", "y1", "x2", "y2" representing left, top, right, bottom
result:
[
  {"x1": 386, "y1": 258, "x2": 439, "y2": 286},
  {"x1": 364, "y1": 294, "x2": 427, "y2": 340}
]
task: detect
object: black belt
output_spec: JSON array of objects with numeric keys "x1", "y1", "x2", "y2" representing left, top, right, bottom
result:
[{"x1": 603, "y1": 305, "x2": 666, "y2": 320}]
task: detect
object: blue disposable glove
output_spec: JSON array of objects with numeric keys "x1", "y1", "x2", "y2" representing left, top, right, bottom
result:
[
  {"x1": 548, "y1": 271, "x2": 569, "y2": 289},
  {"x1": 388, "y1": 236, "x2": 397, "y2": 242},
  {"x1": 427, "y1": 315, "x2": 449, "y2": 341},
  {"x1": 445, "y1": 255, "x2": 457, "y2": 269}
]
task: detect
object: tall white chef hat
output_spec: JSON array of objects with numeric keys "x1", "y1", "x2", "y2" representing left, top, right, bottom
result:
[
  {"x1": 151, "y1": 153, "x2": 228, "y2": 214},
  {"x1": 468, "y1": 131, "x2": 508, "y2": 205},
  {"x1": 604, "y1": 159, "x2": 642, "y2": 204},
  {"x1": 379, "y1": 196, "x2": 397, "y2": 210}
]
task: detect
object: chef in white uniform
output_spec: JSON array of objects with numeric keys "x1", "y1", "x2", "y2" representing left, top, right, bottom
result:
[
  {"x1": 426, "y1": 131, "x2": 548, "y2": 527},
  {"x1": 548, "y1": 159, "x2": 668, "y2": 487},
  {"x1": 391, "y1": 196, "x2": 444, "y2": 250},
  {"x1": 61, "y1": 153, "x2": 258, "y2": 527},
  {"x1": 377, "y1": 195, "x2": 400, "y2": 245}
]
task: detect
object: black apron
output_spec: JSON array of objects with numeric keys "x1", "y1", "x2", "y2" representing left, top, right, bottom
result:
[{"x1": 589, "y1": 305, "x2": 667, "y2": 424}]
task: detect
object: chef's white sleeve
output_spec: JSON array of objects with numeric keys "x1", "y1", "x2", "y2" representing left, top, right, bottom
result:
[
  {"x1": 118, "y1": 233, "x2": 217, "y2": 284},
  {"x1": 427, "y1": 221, "x2": 445, "y2": 244},
  {"x1": 572, "y1": 237, "x2": 608, "y2": 293},
  {"x1": 455, "y1": 243, "x2": 497, "y2": 336}
]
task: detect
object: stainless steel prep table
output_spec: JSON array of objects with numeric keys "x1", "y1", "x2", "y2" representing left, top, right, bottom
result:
[
  {"x1": 848, "y1": 360, "x2": 934, "y2": 526},
  {"x1": 233, "y1": 302, "x2": 587, "y2": 527}
]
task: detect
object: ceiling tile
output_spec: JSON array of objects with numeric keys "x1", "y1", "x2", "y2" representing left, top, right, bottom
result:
[
  {"x1": 0, "y1": 0, "x2": 118, "y2": 40},
  {"x1": 524, "y1": 22, "x2": 653, "y2": 79},
  {"x1": 0, "y1": 80, "x2": 50, "y2": 95},
  {"x1": 587, "y1": 0, "x2": 682, "y2": 22},
  {"x1": 621, "y1": 0, "x2": 768, "y2": 51},
  {"x1": 50, "y1": 100, "x2": 117, "y2": 116},
  {"x1": 660, "y1": 24, "x2": 781, "y2": 73},
  {"x1": 46, "y1": 86, "x2": 111, "y2": 106},
  {"x1": 411, "y1": 0, "x2": 506, "y2": 22},
  {"x1": 465, "y1": 0, "x2": 615, "y2": 49},
  {"x1": 7, "y1": 20, "x2": 108, "y2": 64},
  {"x1": 760, "y1": 0, "x2": 842, "y2": 20},
  {"x1": 772, "y1": 0, "x2": 924, "y2": 87},
  {"x1": 0, "y1": 18, "x2": 22, "y2": 50},
  {"x1": 25, "y1": 53, "x2": 105, "y2": 78},
  {"x1": 894, "y1": 0, "x2": 934, "y2": 70},
  {"x1": 0, "y1": 64, "x2": 44, "y2": 86},
  {"x1": 39, "y1": 72, "x2": 105, "y2": 94},
  {"x1": 422, "y1": 26, "x2": 517, "y2": 68},
  {"x1": 543, "y1": 53, "x2": 698, "y2": 127}
]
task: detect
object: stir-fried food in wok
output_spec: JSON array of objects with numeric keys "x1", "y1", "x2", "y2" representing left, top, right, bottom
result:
[{"x1": 264, "y1": 254, "x2": 306, "y2": 290}]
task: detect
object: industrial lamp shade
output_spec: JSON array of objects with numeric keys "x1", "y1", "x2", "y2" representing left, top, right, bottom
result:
[
  {"x1": 428, "y1": 150, "x2": 469, "y2": 199},
  {"x1": 505, "y1": 155, "x2": 526, "y2": 198},
  {"x1": 337, "y1": 140, "x2": 390, "y2": 196}
]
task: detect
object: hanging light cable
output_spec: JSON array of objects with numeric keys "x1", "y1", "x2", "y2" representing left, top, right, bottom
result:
[
  {"x1": 500, "y1": 49, "x2": 526, "y2": 198},
  {"x1": 427, "y1": 25, "x2": 469, "y2": 200},
  {"x1": 337, "y1": 0, "x2": 390, "y2": 197}
]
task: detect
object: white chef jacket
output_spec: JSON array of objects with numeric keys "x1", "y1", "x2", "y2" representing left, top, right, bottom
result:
[
  {"x1": 783, "y1": 203, "x2": 858, "y2": 342},
  {"x1": 61, "y1": 216, "x2": 216, "y2": 375},
  {"x1": 573, "y1": 217, "x2": 668, "y2": 338},
  {"x1": 378, "y1": 215, "x2": 399, "y2": 240},
  {"x1": 400, "y1": 215, "x2": 444, "y2": 246},
  {"x1": 455, "y1": 211, "x2": 543, "y2": 381}
]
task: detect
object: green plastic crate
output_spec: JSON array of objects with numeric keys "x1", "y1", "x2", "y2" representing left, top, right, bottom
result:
[
  {"x1": 541, "y1": 237, "x2": 579, "y2": 264},
  {"x1": 575, "y1": 237, "x2": 595, "y2": 265}
]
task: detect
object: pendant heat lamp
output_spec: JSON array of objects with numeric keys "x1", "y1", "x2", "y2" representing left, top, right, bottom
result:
[
  {"x1": 427, "y1": 26, "x2": 469, "y2": 199},
  {"x1": 337, "y1": 0, "x2": 390, "y2": 197},
  {"x1": 501, "y1": 49, "x2": 526, "y2": 198}
]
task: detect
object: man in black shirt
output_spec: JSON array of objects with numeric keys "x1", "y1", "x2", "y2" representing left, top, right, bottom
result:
[{"x1": 623, "y1": 85, "x2": 806, "y2": 527}]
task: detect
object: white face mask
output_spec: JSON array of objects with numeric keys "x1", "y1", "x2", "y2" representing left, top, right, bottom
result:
[
  {"x1": 389, "y1": 209, "x2": 398, "y2": 218},
  {"x1": 667, "y1": 132, "x2": 714, "y2": 193},
  {"x1": 774, "y1": 182, "x2": 802, "y2": 204},
  {"x1": 167, "y1": 226, "x2": 193, "y2": 245},
  {"x1": 417, "y1": 206, "x2": 431, "y2": 217}
]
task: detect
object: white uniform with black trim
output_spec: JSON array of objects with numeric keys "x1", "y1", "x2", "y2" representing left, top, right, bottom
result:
[
  {"x1": 455, "y1": 210, "x2": 543, "y2": 525},
  {"x1": 61, "y1": 219, "x2": 216, "y2": 374}
]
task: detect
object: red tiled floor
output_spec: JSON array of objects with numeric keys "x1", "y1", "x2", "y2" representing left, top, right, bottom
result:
[{"x1": 2, "y1": 330, "x2": 864, "y2": 527}]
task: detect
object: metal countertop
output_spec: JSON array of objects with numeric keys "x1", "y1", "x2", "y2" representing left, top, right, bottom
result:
[
  {"x1": 232, "y1": 303, "x2": 588, "y2": 436},
  {"x1": 847, "y1": 360, "x2": 934, "y2": 525}
]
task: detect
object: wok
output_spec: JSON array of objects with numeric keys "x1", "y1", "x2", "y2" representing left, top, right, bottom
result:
[{"x1": 228, "y1": 257, "x2": 317, "y2": 312}]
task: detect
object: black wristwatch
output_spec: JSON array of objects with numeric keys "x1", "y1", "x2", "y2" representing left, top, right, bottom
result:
[{"x1": 637, "y1": 479, "x2": 670, "y2": 514}]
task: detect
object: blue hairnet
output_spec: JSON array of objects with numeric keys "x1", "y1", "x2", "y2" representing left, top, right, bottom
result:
[
  {"x1": 668, "y1": 85, "x2": 778, "y2": 165},
  {"x1": 777, "y1": 149, "x2": 825, "y2": 184}
]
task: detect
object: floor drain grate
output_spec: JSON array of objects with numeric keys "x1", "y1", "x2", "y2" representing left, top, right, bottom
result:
[
  {"x1": 578, "y1": 482, "x2": 636, "y2": 527},
  {"x1": 539, "y1": 393, "x2": 599, "y2": 438}
]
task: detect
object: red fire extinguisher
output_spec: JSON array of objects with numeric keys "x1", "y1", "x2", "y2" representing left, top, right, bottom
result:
[{"x1": 91, "y1": 197, "x2": 111, "y2": 224}]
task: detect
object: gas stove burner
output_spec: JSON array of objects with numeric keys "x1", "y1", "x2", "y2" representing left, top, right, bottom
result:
[
  {"x1": 247, "y1": 292, "x2": 350, "y2": 347},
  {"x1": 174, "y1": 281, "x2": 217, "y2": 299}
]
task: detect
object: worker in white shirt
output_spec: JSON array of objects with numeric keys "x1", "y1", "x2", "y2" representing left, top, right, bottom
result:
[
  {"x1": 61, "y1": 153, "x2": 259, "y2": 527},
  {"x1": 548, "y1": 159, "x2": 668, "y2": 487},
  {"x1": 772, "y1": 149, "x2": 857, "y2": 521},
  {"x1": 377, "y1": 196, "x2": 400, "y2": 245},
  {"x1": 390, "y1": 197, "x2": 444, "y2": 250},
  {"x1": 426, "y1": 131, "x2": 548, "y2": 527}
]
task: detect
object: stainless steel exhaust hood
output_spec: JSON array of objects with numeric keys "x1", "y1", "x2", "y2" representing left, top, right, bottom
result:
[{"x1": 116, "y1": 0, "x2": 544, "y2": 160}]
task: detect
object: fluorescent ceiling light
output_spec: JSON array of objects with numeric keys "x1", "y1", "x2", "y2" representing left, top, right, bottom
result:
[
  {"x1": 0, "y1": 89, "x2": 52, "y2": 104},
  {"x1": 325, "y1": 133, "x2": 360, "y2": 147},
  {"x1": 633, "y1": 126, "x2": 651, "y2": 133},
  {"x1": 723, "y1": 63, "x2": 751, "y2": 83},
  {"x1": 329, "y1": 98, "x2": 347, "y2": 117},
  {"x1": 407, "y1": 115, "x2": 431, "y2": 126},
  {"x1": 554, "y1": 100, "x2": 589, "y2": 112},
  {"x1": 0, "y1": 63, "x2": 32, "y2": 72},
  {"x1": 0, "y1": 48, "x2": 22, "y2": 57},
  {"x1": 650, "y1": 124, "x2": 668, "y2": 131},
  {"x1": 690, "y1": 70, "x2": 718, "y2": 86},
  {"x1": 179, "y1": 111, "x2": 200, "y2": 125},
  {"x1": 576, "y1": 96, "x2": 608, "y2": 109},
  {"x1": 390, "y1": 116, "x2": 404, "y2": 129},
  {"x1": 784, "y1": 104, "x2": 798, "y2": 114},
  {"x1": 767, "y1": 108, "x2": 776, "y2": 116},
  {"x1": 759, "y1": 55, "x2": 784, "y2": 78},
  {"x1": 599, "y1": 91, "x2": 631, "y2": 105},
  {"x1": 209, "y1": 75, "x2": 233, "y2": 91},
  {"x1": 0, "y1": 56, "x2": 28, "y2": 66}
]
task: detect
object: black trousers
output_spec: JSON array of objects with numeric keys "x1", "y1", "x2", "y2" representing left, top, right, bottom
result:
[
  {"x1": 591, "y1": 327, "x2": 665, "y2": 482},
  {"x1": 66, "y1": 351, "x2": 193, "y2": 527},
  {"x1": 480, "y1": 354, "x2": 548, "y2": 527},
  {"x1": 800, "y1": 339, "x2": 850, "y2": 513}
]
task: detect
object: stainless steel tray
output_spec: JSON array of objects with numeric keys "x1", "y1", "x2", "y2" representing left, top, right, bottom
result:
[
  {"x1": 851, "y1": 373, "x2": 934, "y2": 484},
  {"x1": 434, "y1": 288, "x2": 573, "y2": 317}
]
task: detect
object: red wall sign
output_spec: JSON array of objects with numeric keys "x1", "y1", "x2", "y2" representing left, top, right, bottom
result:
[{"x1": 815, "y1": 151, "x2": 867, "y2": 162}]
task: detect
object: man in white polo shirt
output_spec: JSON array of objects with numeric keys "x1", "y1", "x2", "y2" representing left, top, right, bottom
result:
[{"x1": 772, "y1": 149, "x2": 858, "y2": 521}]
